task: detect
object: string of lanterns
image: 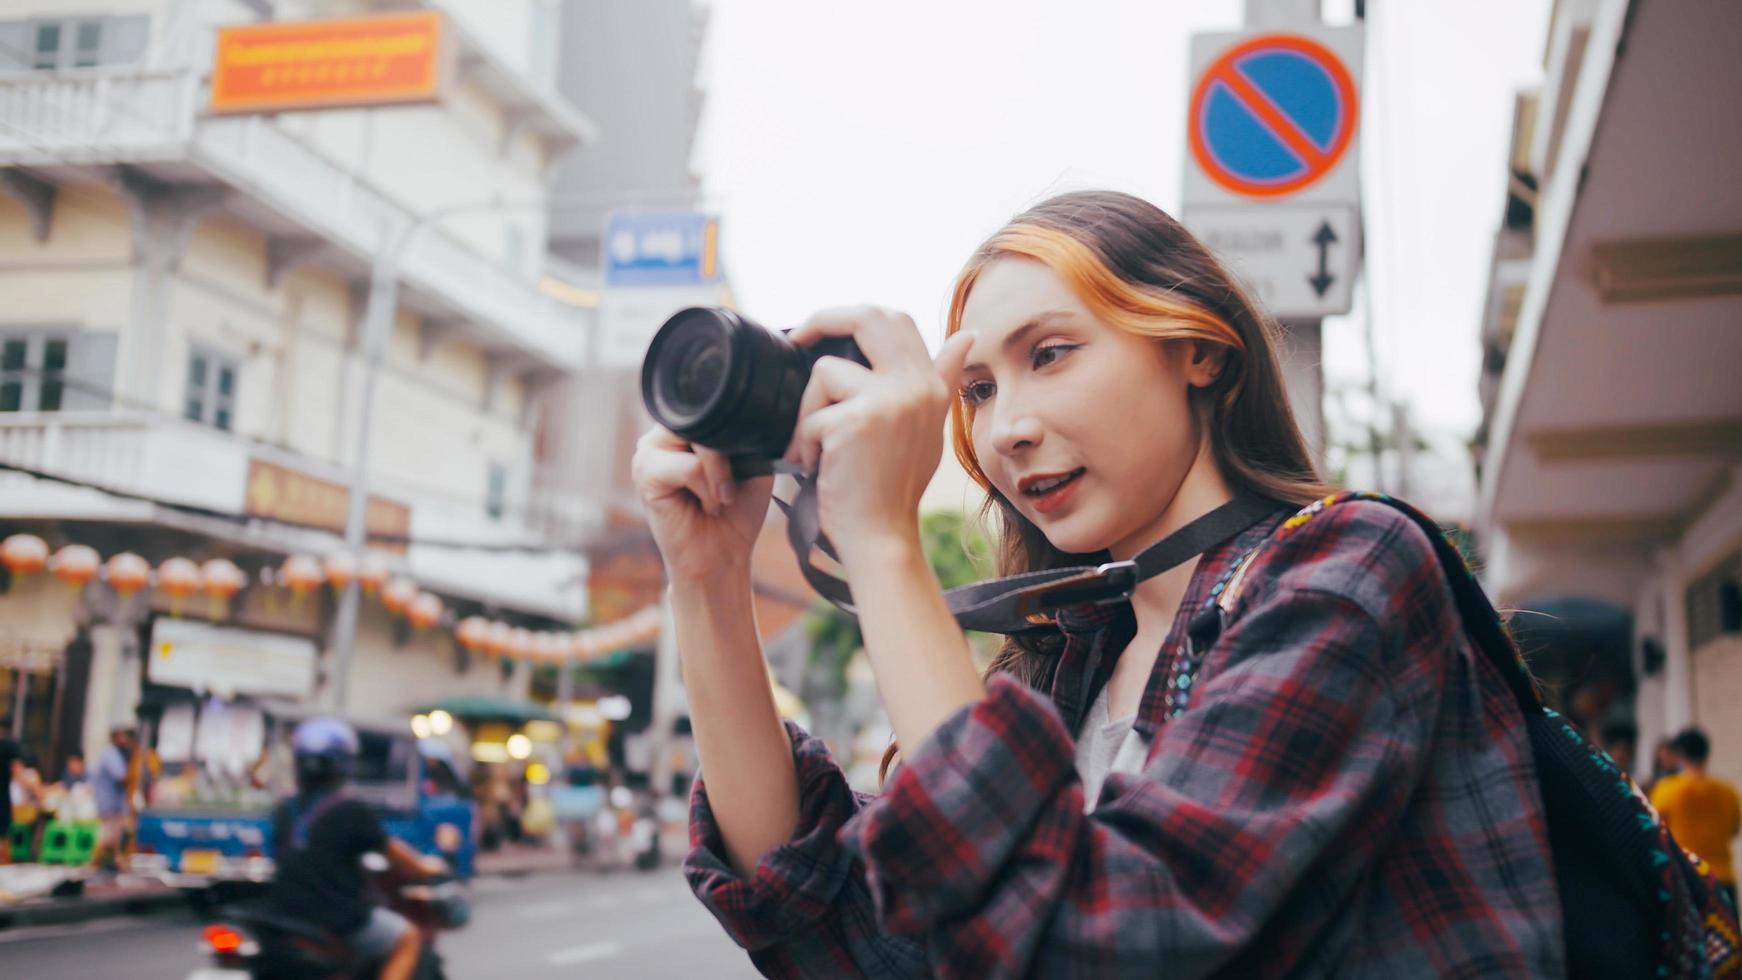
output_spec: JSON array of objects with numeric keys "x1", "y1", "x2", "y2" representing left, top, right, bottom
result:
[{"x1": 0, "y1": 533, "x2": 659, "y2": 666}]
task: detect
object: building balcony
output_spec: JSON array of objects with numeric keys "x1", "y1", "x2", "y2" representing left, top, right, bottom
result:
[
  {"x1": 0, "y1": 411, "x2": 591, "y2": 619},
  {"x1": 0, "y1": 66, "x2": 589, "y2": 371}
]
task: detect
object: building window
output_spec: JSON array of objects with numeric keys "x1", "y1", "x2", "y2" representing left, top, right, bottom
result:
[
  {"x1": 1688, "y1": 548, "x2": 1742, "y2": 651},
  {"x1": 0, "y1": 333, "x2": 76, "y2": 413},
  {"x1": 31, "y1": 22, "x2": 59, "y2": 69},
  {"x1": 486, "y1": 463, "x2": 507, "y2": 520},
  {"x1": 12, "y1": 16, "x2": 150, "y2": 71},
  {"x1": 185, "y1": 348, "x2": 238, "y2": 431}
]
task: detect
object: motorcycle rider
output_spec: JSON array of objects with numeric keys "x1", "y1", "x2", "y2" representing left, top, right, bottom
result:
[{"x1": 269, "y1": 717, "x2": 444, "y2": 980}]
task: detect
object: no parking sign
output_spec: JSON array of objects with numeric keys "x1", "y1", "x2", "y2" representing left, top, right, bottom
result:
[{"x1": 1182, "y1": 26, "x2": 1363, "y2": 318}]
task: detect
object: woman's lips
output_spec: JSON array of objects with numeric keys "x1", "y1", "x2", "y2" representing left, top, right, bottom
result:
[{"x1": 1027, "y1": 468, "x2": 1084, "y2": 515}]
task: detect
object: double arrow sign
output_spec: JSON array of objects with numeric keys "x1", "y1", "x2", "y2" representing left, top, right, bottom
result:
[{"x1": 1309, "y1": 220, "x2": 1338, "y2": 298}]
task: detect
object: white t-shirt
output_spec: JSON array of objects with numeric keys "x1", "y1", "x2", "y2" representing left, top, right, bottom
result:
[{"x1": 1073, "y1": 684, "x2": 1151, "y2": 813}]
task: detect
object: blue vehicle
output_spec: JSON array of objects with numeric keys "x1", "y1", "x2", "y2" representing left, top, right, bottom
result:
[{"x1": 128, "y1": 698, "x2": 476, "y2": 894}]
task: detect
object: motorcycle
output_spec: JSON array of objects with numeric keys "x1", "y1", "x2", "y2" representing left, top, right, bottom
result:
[{"x1": 189, "y1": 853, "x2": 468, "y2": 980}]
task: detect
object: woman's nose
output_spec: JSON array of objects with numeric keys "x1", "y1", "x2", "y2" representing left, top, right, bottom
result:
[{"x1": 989, "y1": 406, "x2": 1043, "y2": 457}]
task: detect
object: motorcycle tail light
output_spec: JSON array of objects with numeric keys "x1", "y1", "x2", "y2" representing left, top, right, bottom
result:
[{"x1": 204, "y1": 925, "x2": 244, "y2": 954}]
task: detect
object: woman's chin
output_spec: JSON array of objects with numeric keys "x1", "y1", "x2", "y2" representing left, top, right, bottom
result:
[{"x1": 1032, "y1": 512, "x2": 1116, "y2": 558}]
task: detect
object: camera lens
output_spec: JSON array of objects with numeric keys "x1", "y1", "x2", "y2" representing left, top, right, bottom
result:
[
  {"x1": 653, "y1": 316, "x2": 731, "y2": 422},
  {"x1": 641, "y1": 307, "x2": 826, "y2": 462}
]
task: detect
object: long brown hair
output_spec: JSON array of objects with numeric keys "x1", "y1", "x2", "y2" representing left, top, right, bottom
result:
[{"x1": 881, "y1": 190, "x2": 1331, "y2": 780}]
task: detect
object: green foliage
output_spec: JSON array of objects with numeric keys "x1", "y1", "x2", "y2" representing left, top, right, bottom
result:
[{"x1": 803, "y1": 509, "x2": 995, "y2": 690}]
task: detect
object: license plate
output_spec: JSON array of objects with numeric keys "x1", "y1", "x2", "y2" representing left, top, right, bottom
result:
[{"x1": 181, "y1": 849, "x2": 220, "y2": 875}]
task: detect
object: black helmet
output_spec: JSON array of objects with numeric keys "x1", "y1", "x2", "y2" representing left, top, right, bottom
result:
[{"x1": 291, "y1": 717, "x2": 358, "y2": 791}]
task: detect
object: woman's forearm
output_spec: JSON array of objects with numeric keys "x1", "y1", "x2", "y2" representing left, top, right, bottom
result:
[
  {"x1": 671, "y1": 574, "x2": 801, "y2": 878},
  {"x1": 841, "y1": 534, "x2": 986, "y2": 756}
]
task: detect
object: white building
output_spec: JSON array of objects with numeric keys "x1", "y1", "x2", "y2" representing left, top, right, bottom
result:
[
  {"x1": 1475, "y1": 0, "x2": 1742, "y2": 783},
  {"x1": 0, "y1": 0, "x2": 599, "y2": 774}
]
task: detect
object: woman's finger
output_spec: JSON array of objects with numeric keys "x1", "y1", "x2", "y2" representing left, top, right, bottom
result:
[
  {"x1": 784, "y1": 357, "x2": 871, "y2": 465},
  {"x1": 791, "y1": 306, "x2": 930, "y2": 372},
  {"x1": 693, "y1": 445, "x2": 738, "y2": 508},
  {"x1": 790, "y1": 402, "x2": 854, "y2": 473},
  {"x1": 635, "y1": 444, "x2": 720, "y2": 513},
  {"x1": 932, "y1": 331, "x2": 976, "y2": 390}
]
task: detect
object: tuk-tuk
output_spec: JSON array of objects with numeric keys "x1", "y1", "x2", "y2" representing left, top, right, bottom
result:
[{"x1": 127, "y1": 695, "x2": 476, "y2": 895}]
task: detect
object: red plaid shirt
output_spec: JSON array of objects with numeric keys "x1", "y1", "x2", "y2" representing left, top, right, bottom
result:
[{"x1": 686, "y1": 500, "x2": 1565, "y2": 977}]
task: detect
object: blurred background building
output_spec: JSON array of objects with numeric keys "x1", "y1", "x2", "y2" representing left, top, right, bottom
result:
[
  {"x1": 0, "y1": 0, "x2": 598, "y2": 789},
  {"x1": 1473, "y1": 0, "x2": 1742, "y2": 784}
]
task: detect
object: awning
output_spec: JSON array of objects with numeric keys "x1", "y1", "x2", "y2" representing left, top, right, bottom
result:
[{"x1": 414, "y1": 695, "x2": 555, "y2": 725}]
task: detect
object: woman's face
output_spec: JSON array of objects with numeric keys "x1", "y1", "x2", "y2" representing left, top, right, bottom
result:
[{"x1": 955, "y1": 257, "x2": 1217, "y2": 559}]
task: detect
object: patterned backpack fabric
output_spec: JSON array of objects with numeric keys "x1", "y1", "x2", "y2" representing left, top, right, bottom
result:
[{"x1": 1203, "y1": 492, "x2": 1741, "y2": 979}]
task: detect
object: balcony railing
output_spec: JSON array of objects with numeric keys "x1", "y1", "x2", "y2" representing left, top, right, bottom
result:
[{"x1": 0, "y1": 68, "x2": 585, "y2": 370}]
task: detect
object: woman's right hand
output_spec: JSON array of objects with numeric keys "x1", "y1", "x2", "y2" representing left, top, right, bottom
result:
[{"x1": 631, "y1": 427, "x2": 774, "y2": 586}]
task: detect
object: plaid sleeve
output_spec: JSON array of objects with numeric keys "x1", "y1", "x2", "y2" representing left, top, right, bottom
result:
[
  {"x1": 840, "y1": 502, "x2": 1455, "y2": 978},
  {"x1": 684, "y1": 720, "x2": 927, "y2": 978}
]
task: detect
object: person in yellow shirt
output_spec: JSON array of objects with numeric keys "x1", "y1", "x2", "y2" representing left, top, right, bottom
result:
[{"x1": 1650, "y1": 726, "x2": 1742, "y2": 902}]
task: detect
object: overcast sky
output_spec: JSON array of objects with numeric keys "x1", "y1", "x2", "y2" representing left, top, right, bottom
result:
[{"x1": 695, "y1": 0, "x2": 1550, "y2": 441}]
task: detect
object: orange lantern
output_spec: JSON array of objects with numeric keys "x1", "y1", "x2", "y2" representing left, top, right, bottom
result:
[
  {"x1": 323, "y1": 552, "x2": 357, "y2": 593},
  {"x1": 537, "y1": 632, "x2": 568, "y2": 665},
  {"x1": 483, "y1": 621, "x2": 513, "y2": 657},
  {"x1": 508, "y1": 627, "x2": 534, "y2": 660},
  {"x1": 48, "y1": 544, "x2": 100, "y2": 590},
  {"x1": 201, "y1": 558, "x2": 246, "y2": 617},
  {"x1": 358, "y1": 555, "x2": 390, "y2": 595},
  {"x1": 381, "y1": 578, "x2": 418, "y2": 617},
  {"x1": 1, "y1": 533, "x2": 48, "y2": 577},
  {"x1": 105, "y1": 552, "x2": 151, "y2": 597},
  {"x1": 157, "y1": 557, "x2": 203, "y2": 617},
  {"x1": 407, "y1": 591, "x2": 443, "y2": 631},
  {"x1": 280, "y1": 554, "x2": 325, "y2": 608},
  {"x1": 455, "y1": 616, "x2": 490, "y2": 652}
]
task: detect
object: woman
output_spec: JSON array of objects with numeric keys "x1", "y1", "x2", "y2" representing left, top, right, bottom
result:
[{"x1": 635, "y1": 191, "x2": 1562, "y2": 977}]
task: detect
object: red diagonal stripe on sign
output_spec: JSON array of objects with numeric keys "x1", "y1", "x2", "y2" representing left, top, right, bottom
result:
[{"x1": 1211, "y1": 63, "x2": 1329, "y2": 172}]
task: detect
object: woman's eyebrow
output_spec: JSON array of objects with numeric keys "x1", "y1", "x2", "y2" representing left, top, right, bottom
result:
[{"x1": 962, "y1": 311, "x2": 1077, "y2": 372}]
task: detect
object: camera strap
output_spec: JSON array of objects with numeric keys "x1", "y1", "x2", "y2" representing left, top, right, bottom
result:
[{"x1": 775, "y1": 475, "x2": 1281, "y2": 635}]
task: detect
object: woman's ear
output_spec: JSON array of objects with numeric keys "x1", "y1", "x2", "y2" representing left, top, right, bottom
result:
[{"x1": 1185, "y1": 341, "x2": 1230, "y2": 389}]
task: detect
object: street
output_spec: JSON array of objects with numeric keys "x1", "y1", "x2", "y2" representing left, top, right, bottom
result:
[{"x1": 0, "y1": 867, "x2": 764, "y2": 979}]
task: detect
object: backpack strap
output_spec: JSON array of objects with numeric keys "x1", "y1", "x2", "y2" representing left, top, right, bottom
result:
[
  {"x1": 285, "y1": 790, "x2": 350, "y2": 851},
  {"x1": 1206, "y1": 491, "x2": 1544, "y2": 715}
]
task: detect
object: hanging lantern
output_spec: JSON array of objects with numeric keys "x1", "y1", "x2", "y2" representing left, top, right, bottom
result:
[
  {"x1": 483, "y1": 621, "x2": 513, "y2": 658},
  {"x1": 323, "y1": 552, "x2": 357, "y2": 593},
  {"x1": 455, "y1": 616, "x2": 490, "y2": 652},
  {"x1": 280, "y1": 554, "x2": 325, "y2": 609},
  {"x1": 104, "y1": 552, "x2": 151, "y2": 597},
  {"x1": 201, "y1": 558, "x2": 246, "y2": 618},
  {"x1": 536, "y1": 632, "x2": 567, "y2": 665},
  {"x1": 358, "y1": 555, "x2": 390, "y2": 596},
  {"x1": 48, "y1": 544, "x2": 100, "y2": 590},
  {"x1": 407, "y1": 591, "x2": 444, "y2": 631},
  {"x1": 381, "y1": 577, "x2": 418, "y2": 616},
  {"x1": 157, "y1": 557, "x2": 203, "y2": 618},
  {"x1": 1, "y1": 533, "x2": 49, "y2": 577},
  {"x1": 508, "y1": 627, "x2": 534, "y2": 660}
]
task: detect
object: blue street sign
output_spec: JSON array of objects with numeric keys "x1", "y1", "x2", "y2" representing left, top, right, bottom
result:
[{"x1": 602, "y1": 211, "x2": 721, "y2": 288}]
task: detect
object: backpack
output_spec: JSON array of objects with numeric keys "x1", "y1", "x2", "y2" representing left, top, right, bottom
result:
[{"x1": 1192, "y1": 491, "x2": 1742, "y2": 979}]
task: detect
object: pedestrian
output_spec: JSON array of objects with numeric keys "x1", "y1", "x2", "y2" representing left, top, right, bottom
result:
[
  {"x1": 639, "y1": 191, "x2": 1563, "y2": 976},
  {"x1": 0, "y1": 736, "x2": 16, "y2": 865},
  {"x1": 1650, "y1": 726, "x2": 1741, "y2": 904},
  {"x1": 1648, "y1": 735, "x2": 1682, "y2": 793},
  {"x1": 58, "y1": 751, "x2": 87, "y2": 789},
  {"x1": 1600, "y1": 720, "x2": 1639, "y2": 776},
  {"x1": 92, "y1": 725, "x2": 135, "y2": 871}
]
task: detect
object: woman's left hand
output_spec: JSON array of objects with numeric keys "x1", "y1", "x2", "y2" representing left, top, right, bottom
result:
[{"x1": 784, "y1": 306, "x2": 975, "y2": 568}]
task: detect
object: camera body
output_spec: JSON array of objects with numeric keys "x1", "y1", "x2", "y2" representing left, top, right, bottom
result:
[{"x1": 640, "y1": 307, "x2": 868, "y2": 474}]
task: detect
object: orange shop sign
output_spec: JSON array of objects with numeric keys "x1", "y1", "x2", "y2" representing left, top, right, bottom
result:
[{"x1": 209, "y1": 11, "x2": 450, "y2": 115}]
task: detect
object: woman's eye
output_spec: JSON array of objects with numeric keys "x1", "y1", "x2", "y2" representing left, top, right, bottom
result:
[
  {"x1": 960, "y1": 380, "x2": 996, "y2": 405},
  {"x1": 1032, "y1": 344, "x2": 1076, "y2": 369}
]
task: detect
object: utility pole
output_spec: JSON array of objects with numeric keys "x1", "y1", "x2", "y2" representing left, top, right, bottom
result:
[{"x1": 1244, "y1": 0, "x2": 1331, "y2": 464}]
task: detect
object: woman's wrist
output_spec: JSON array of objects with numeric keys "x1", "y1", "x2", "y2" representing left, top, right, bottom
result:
[{"x1": 836, "y1": 519, "x2": 925, "y2": 577}]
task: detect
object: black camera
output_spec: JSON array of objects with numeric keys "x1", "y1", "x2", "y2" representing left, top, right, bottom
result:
[{"x1": 640, "y1": 307, "x2": 868, "y2": 476}]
